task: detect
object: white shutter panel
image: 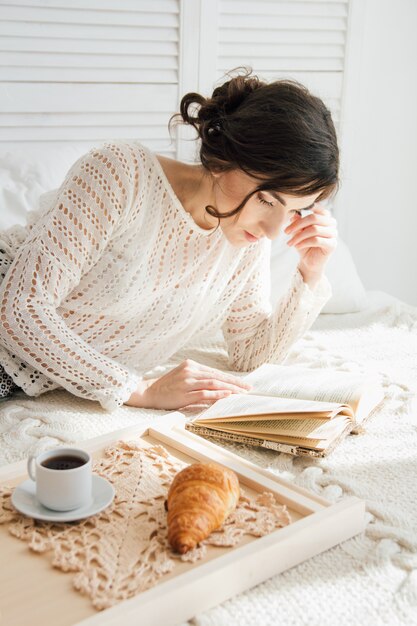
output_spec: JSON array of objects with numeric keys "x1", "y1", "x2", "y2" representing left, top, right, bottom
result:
[
  {"x1": 0, "y1": 0, "x2": 350, "y2": 157},
  {"x1": 216, "y1": 0, "x2": 348, "y2": 134},
  {"x1": 0, "y1": 0, "x2": 180, "y2": 155}
]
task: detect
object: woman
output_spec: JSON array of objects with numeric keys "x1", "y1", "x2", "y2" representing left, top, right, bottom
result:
[{"x1": 0, "y1": 68, "x2": 338, "y2": 412}]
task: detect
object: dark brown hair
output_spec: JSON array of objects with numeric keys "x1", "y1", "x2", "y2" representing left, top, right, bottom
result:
[{"x1": 168, "y1": 66, "x2": 340, "y2": 224}]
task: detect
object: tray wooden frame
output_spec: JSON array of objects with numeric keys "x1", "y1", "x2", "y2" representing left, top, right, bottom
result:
[{"x1": 0, "y1": 412, "x2": 366, "y2": 626}]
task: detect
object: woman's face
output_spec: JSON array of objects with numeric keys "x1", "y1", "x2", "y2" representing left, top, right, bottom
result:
[{"x1": 212, "y1": 168, "x2": 322, "y2": 248}]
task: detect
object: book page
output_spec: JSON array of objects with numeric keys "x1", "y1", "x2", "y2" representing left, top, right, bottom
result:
[
  {"x1": 235, "y1": 363, "x2": 383, "y2": 421},
  {"x1": 354, "y1": 385, "x2": 386, "y2": 422},
  {"x1": 201, "y1": 410, "x2": 333, "y2": 423},
  {"x1": 218, "y1": 415, "x2": 351, "y2": 440},
  {"x1": 202, "y1": 424, "x2": 328, "y2": 450},
  {"x1": 193, "y1": 394, "x2": 352, "y2": 423}
]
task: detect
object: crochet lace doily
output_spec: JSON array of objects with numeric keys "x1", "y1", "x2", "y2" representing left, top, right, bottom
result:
[{"x1": 0, "y1": 440, "x2": 291, "y2": 611}]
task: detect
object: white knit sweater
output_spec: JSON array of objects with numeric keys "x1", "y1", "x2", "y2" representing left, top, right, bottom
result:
[{"x1": 0, "y1": 140, "x2": 332, "y2": 411}]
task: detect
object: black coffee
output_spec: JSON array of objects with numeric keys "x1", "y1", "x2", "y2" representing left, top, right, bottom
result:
[{"x1": 41, "y1": 454, "x2": 86, "y2": 471}]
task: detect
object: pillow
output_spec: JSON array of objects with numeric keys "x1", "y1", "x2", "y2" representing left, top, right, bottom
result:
[
  {"x1": 270, "y1": 208, "x2": 368, "y2": 314},
  {"x1": 0, "y1": 144, "x2": 91, "y2": 231}
]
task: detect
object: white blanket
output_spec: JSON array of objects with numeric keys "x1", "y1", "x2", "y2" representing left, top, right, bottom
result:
[{"x1": 1, "y1": 289, "x2": 416, "y2": 626}]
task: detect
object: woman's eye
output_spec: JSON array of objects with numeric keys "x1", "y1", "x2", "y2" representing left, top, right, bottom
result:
[{"x1": 258, "y1": 194, "x2": 274, "y2": 207}]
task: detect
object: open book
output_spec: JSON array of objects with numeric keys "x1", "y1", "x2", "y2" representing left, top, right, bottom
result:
[{"x1": 185, "y1": 363, "x2": 386, "y2": 458}]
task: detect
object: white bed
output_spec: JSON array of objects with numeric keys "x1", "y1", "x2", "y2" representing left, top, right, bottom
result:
[{"x1": 1, "y1": 144, "x2": 416, "y2": 625}]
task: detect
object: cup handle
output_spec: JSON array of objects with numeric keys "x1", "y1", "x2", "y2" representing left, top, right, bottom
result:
[{"x1": 27, "y1": 455, "x2": 37, "y2": 481}]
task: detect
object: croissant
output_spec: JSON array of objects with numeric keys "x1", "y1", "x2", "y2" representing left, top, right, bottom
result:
[{"x1": 165, "y1": 462, "x2": 240, "y2": 554}]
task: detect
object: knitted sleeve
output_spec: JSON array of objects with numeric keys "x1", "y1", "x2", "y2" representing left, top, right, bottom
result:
[
  {"x1": 221, "y1": 239, "x2": 332, "y2": 372},
  {"x1": 0, "y1": 143, "x2": 142, "y2": 411}
]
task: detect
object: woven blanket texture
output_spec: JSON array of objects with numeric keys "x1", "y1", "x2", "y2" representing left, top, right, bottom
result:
[{"x1": 0, "y1": 292, "x2": 416, "y2": 626}]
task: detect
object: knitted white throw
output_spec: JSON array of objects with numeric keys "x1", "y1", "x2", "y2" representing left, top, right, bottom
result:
[{"x1": 0, "y1": 292, "x2": 416, "y2": 625}]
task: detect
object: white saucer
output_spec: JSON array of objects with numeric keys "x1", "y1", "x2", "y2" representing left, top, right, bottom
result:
[{"x1": 11, "y1": 474, "x2": 115, "y2": 522}]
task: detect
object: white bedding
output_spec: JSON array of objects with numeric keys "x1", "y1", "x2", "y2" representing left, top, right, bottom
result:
[{"x1": 1, "y1": 289, "x2": 416, "y2": 625}]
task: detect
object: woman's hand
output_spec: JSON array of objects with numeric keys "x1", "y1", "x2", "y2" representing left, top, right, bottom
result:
[
  {"x1": 125, "y1": 359, "x2": 252, "y2": 410},
  {"x1": 284, "y1": 205, "x2": 338, "y2": 278}
]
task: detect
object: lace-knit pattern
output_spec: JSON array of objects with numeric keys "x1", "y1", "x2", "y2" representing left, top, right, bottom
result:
[
  {"x1": 0, "y1": 140, "x2": 332, "y2": 410},
  {"x1": 0, "y1": 441, "x2": 291, "y2": 611}
]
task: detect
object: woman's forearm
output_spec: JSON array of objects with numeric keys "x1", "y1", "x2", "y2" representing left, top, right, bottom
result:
[{"x1": 223, "y1": 267, "x2": 332, "y2": 372}]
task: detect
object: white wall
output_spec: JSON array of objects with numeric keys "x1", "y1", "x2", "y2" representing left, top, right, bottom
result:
[{"x1": 334, "y1": 0, "x2": 417, "y2": 306}]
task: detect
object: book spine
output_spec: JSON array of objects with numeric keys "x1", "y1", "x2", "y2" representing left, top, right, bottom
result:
[{"x1": 185, "y1": 422, "x2": 322, "y2": 457}]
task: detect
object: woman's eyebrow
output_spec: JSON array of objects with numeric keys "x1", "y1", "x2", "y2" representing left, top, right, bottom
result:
[{"x1": 268, "y1": 191, "x2": 315, "y2": 212}]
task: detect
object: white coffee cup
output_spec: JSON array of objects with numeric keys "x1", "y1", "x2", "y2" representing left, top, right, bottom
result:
[{"x1": 27, "y1": 447, "x2": 93, "y2": 511}]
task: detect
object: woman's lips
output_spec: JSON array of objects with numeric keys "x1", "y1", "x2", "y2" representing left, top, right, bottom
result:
[{"x1": 244, "y1": 230, "x2": 259, "y2": 242}]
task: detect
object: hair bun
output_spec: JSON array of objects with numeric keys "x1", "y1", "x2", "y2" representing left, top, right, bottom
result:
[
  {"x1": 211, "y1": 67, "x2": 264, "y2": 117},
  {"x1": 169, "y1": 67, "x2": 264, "y2": 140}
]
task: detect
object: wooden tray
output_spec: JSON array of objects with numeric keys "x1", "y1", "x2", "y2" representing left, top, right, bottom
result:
[{"x1": 0, "y1": 412, "x2": 366, "y2": 626}]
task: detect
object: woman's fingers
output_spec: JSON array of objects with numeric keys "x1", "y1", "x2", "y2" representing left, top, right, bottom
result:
[
  {"x1": 187, "y1": 377, "x2": 249, "y2": 394},
  {"x1": 288, "y1": 224, "x2": 337, "y2": 247},
  {"x1": 191, "y1": 366, "x2": 251, "y2": 390},
  {"x1": 185, "y1": 389, "x2": 233, "y2": 403},
  {"x1": 310, "y1": 205, "x2": 332, "y2": 216},
  {"x1": 294, "y1": 236, "x2": 338, "y2": 251},
  {"x1": 285, "y1": 213, "x2": 334, "y2": 235}
]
